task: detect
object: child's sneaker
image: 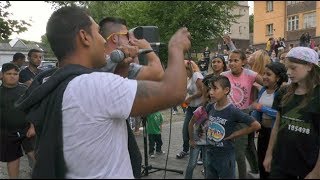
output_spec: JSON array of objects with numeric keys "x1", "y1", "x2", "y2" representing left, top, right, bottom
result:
[
  {"x1": 156, "y1": 150, "x2": 166, "y2": 155},
  {"x1": 149, "y1": 153, "x2": 155, "y2": 158},
  {"x1": 197, "y1": 159, "x2": 203, "y2": 165},
  {"x1": 201, "y1": 169, "x2": 205, "y2": 176},
  {"x1": 176, "y1": 151, "x2": 188, "y2": 159}
]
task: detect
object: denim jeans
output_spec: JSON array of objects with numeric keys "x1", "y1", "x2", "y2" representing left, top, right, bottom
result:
[
  {"x1": 184, "y1": 145, "x2": 206, "y2": 179},
  {"x1": 205, "y1": 147, "x2": 236, "y2": 179},
  {"x1": 182, "y1": 106, "x2": 198, "y2": 152}
]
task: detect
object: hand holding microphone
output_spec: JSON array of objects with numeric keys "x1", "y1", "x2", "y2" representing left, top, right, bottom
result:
[
  {"x1": 110, "y1": 48, "x2": 154, "y2": 63},
  {"x1": 110, "y1": 39, "x2": 154, "y2": 63}
]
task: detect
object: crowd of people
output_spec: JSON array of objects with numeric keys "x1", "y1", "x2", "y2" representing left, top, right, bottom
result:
[
  {"x1": 174, "y1": 32, "x2": 320, "y2": 179},
  {"x1": 0, "y1": 49, "x2": 44, "y2": 178},
  {"x1": 0, "y1": 5, "x2": 319, "y2": 179}
]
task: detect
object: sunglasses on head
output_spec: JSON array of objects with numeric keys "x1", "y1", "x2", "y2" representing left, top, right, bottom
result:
[{"x1": 106, "y1": 31, "x2": 129, "y2": 40}]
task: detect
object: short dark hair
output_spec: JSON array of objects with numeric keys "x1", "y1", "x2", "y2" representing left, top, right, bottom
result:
[
  {"x1": 28, "y1": 49, "x2": 42, "y2": 57},
  {"x1": 99, "y1": 17, "x2": 127, "y2": 39},
  {"x1": 13, "y1": 52, "x2": 25, "y2": 61},
  {"x1": 46, "y1": 6, "x2": 92, "y2": 61},
  {"x1": 202, "y1": 73, "x2": 216, "y2": 87},
  {"x1": 1, "y1": 63, "x2": 19, "y2": 73},
  {"x1": 230, "y1": 49, "x2": 246, "y2": 61},
  {"x1": 211, "y1": 75, "x2": 231, "y2": 95}
]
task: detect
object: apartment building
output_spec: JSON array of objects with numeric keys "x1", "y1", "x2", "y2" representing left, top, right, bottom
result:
[
  {"x1": 210, "y1": 1, "x2": 250, "y2": 53},
  {"x1": 253, "y1": 1, "x2": 319, "y2": 49},
  {"x1": 228, "y1": 1, "x2": 250, "y2": 49}
]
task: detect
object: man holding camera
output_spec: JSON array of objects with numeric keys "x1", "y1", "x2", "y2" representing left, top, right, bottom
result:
[
  {"x1": 15, "y1": 6, "x2": 191, "y2": 179},
  {"x1": 99, "y1": 17, "x2": 164, "y2": 81}
]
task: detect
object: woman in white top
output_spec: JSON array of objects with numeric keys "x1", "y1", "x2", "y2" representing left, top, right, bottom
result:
[{"x1": 177, "y1": 60, "x2": 204, "y2": 161}]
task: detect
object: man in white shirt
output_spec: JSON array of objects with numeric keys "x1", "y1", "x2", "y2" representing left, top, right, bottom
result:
[{"x1": 16, "y1": 6, "x2": 191, "y2": 179}]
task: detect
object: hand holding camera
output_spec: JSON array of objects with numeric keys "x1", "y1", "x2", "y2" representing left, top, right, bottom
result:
[{"x1": 130, "y1": 38, "x2": 152, "y2": 50}]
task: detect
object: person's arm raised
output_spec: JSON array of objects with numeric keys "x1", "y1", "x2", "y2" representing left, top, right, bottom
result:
[
  {"x1": 130, "y1": 28, "x2": 191, "y2": 117},
  {"x1": 130, "y1": 39, "x2": 165, "y2": 81}
]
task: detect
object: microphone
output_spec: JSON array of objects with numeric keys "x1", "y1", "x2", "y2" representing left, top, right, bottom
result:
[{"x1": 110, "y1": 48, "x2": 154, "y2": 63}]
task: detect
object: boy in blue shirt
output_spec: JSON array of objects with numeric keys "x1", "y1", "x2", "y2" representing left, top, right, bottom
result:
[{"x1": 192, "y1": 75, "x2": 261, "y2": 178}]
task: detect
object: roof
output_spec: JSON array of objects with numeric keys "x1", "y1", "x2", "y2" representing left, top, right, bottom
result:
[{"x1": 0, "y1": 38, "x2": 47, "y2": 52}]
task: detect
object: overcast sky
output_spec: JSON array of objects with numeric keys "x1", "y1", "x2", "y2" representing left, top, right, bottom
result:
[{"x1": 8, "y1": 1, "x2": 254, "y2": 42}]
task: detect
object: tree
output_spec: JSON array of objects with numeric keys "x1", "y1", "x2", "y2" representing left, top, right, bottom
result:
[
  {"x1": 0, "y1": 1, "x2": 31, "y2": 41},
  {"x1": 88, "y1": 1, "x2": 238, "y2": 64},
  {"x1": 40, "y1": 34, "x2": 55, "y2": 58},
  {"x1": 45, "y1": 1, "x2": 88, "y2": 10},
  {"x1": 45, "y1": 1, "x2": 239, "y2": 65},
  {"x1": 249, "y1": 14, "x2": 254, "y2": 33}
]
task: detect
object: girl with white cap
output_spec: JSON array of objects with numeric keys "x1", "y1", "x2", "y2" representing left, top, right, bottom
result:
[{"x1": 263, "y1": 47, "x2": 320, "y2": 178}]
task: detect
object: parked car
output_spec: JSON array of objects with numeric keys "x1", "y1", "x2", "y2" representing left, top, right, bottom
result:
[{"x1": 38, "y1": 61, "x2": 57, "y2": 70}]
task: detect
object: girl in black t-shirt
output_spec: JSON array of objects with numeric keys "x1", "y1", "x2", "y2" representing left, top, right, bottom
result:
[{"x1": 263, "y1": 47, "x2": 320, "y2": 178}]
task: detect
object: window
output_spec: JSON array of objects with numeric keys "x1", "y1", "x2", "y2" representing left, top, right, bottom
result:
[
  {"x1": 304, "y1": 12, "x2": 316, "y2": 28},
  {"x1": 266, "y1": 1, "x2": 273, "y2": 12},
  {"x1": 266, "y1": 24, "x2": 273, "y2": 35},
  {"x1": 287, "y1": 15, "x2": 299, "y2": 31},
  {"x1": 287, "y1": 1, "x2": 303, "y2": 5}
]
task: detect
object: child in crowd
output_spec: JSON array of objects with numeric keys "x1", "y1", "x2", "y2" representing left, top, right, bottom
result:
[
  {"x1": 146, "y1": 111, "x2": 165, "y2": 158},
  {"x1": 221, "y1": 49, "x2": 263, "y2": 178},
  {"x1": 208, "y1": 55, "x2": 227, "y2": 76},
  {"x1": 186, "y1": 103, "x2": 209, "y2": 179},
  {"x1": 176, "y1": 60, "x2": 204, "y2": 159},
  {"x1": 203, "y1": 75, "x2": 261, "y2": 178},
  {"x1": 185, "y1": 75, "x2": 217, "y2": 179},
  {"x1": 250, "y1": 62, "x2": 288, "y2": 179},
  {"x1": 0, "y1": 63, "x2": 36, "y2": 178},
  {"x1": 264, "y1": 47, "x2": 320, "y2": 178}
]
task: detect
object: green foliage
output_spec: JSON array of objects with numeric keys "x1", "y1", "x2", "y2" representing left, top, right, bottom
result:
[
  {"x1": 88, "y1": 1, "x2": 238, "y2": 64},
  {"x1": 249, "y1": 14, "x2": 254, "y2": 33},
  {"x1": 40, "y1": 34, "x2": 55, "y2": 58},
  {"x1": 45, "y1": 1, "x2": 88, "y2": 10},
  {"x1": 45, "y1": 1, "x2": 238, "y2": 65},
  {"x1": 0, "y1": 1, "x2": 31, "y2": 41}
]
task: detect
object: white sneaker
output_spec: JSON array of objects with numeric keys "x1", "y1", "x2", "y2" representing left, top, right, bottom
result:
[
  {"x1": 150, "y1": 154, "x2": 155, "y2": 158},
  {"x1": 172, "y1": 110, "x2": 177, "y2": 115},
  {"x1": 247, "y1": 172, "x2": 259, "y2": 179},
  {"x1": 197, "y1": 160, "x2": 203, "y2": 165},
  {"x1": 201, "y1": 169, "x2": 205, "y2": 176},
  {"x1": 156, "y1": 150, "x2": 166, "y2": 155}
]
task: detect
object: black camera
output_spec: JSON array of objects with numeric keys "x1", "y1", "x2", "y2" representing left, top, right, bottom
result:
[{"x1": 129, "y1": 26, "x2": 162, "y2": 65}]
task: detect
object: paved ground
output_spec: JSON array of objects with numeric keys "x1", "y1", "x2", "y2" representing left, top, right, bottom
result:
[{"x1": 0, "y1": 108, "x2": 258, "y2": 179}]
